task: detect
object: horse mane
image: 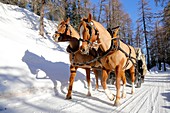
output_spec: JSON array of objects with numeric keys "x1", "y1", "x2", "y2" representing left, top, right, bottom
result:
[
  {"x1": 92, "y1": 20, "x2": 112, "y2": 52},
  {"x1": 69, "y1": 25, "x2": 80, "y2": 39}
]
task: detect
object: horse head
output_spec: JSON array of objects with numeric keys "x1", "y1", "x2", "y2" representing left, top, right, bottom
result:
[
  {"x1": 79, "y1": 13, "x2": 100, "y2": 55},
  {"x1": 79, "y1": 13, "x2": 120, "y2": 55},
  {"x1": 53, "y1": 18, "x2": 72, "y2": 42}
]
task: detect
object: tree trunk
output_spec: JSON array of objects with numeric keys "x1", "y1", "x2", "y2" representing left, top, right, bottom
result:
[
  {"x1": 163, "y1": 59, "x2": 166, "y2": 71},
  {"x1": 158, "y1": 60, "x2": 161, "y2": 70},
  {"x1": 141, "y1": 0, "x2": 150, "y2": 70},
  {"x1": 98, "y1": 0, "x2": 103, "y2": 22},
  {"x1": 39, "y1": 0, "x2": 45, "y2": 38}
]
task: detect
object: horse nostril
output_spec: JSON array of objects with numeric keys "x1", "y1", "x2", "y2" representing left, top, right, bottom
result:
[
  {"x1": 58, "y1": 36, "x2": 62, "y2": 41},
  {"x1": 80, "y1": 46, "x2": 85, "y2": 52},
  {"x1": 82, "y1": 48, "x2": 85, "y2": 52}
]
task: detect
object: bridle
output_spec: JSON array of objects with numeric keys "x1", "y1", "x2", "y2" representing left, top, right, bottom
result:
[
  {"x1": 55, "y1": 23, "x2": 72, "y2": 38},
  {"x1": 79, "y1": 21, "x2": 99, "y2": 46}
]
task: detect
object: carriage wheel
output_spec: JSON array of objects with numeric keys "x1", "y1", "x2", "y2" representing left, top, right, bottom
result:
[
  {"x1": 136, "y1": 73, "x2": 142, "y2": 88},
  {"x1": 141, "y1": 75, "x2": 145, "y2": 83},
  {"x1": 136, "y1": 78, "x2": 141, "y2": 88},
  {"x1": 125, "y1": 70, "x2": 132, "y2": 85}
]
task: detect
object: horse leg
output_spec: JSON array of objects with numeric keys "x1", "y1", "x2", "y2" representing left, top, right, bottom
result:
[
  {"x1": 121, "y1": 71, "x2": 126, "y2": 98},
  {"x1": 86, "y1": 68, "x2": 92, "y2": 96},
  {"x1": 92, "y1": 69, "x2": 99, "y2": 90},
  {"x1": 129, "y1": 66, "x2": 135, "y2": 94},
  {"x1": 66, "y1": 65, "x2": 77, "y2": 99},
  {"x1": 101, "y1": 69, "x2": 114, "y2": 101},
  {"x1": 114, "y1": 65, "x2": 122, "y2": 106}
]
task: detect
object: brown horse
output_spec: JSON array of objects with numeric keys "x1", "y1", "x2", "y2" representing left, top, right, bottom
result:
[
  {"x1": 79, "y1": 14, "x2": 137, "y2": 106},
  {"x1": 53, "y1": 18, "x2": 114, "y2": 100}
]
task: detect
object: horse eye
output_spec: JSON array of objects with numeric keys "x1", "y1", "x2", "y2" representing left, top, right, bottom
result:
[{"x1": 55, "y1": 31, "x2": 58, "y2": 33}]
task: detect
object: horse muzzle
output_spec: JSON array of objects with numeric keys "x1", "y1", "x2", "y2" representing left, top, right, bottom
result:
[
  {"x1": 53, "y1": 34, "x2": 63, "y2": 42},
  {"x1": 80, "y1": 46, "x2": 89, "y2": 55}
]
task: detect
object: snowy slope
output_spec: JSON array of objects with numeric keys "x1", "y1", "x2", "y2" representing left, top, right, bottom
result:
[{"x1": 0, "y1": 2, "x2": 92, "y2": 99}]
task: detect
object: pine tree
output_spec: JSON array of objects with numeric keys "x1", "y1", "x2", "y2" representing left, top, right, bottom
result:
[
  {"x1": 134, "y1": 21, "x2": 143, "y2": 48},
  {"x1": 98, "y1": 0, "x2": 106, "y2": 22},
  {"x1": 0, "y1": 0, "x2": 27, "y2": 8},
  {"x1": 137, "y1": 0, "x2": 153, "y2": 69},
  {"x1": 120, "y1": 13, "x2": 133, "y2": 45},
  {"x1": 18, "y1": 0, "x2": 27, "y2": 8},
  {"x1": 0, "y1": 0, "x2": 18, "y2": 5},
  {"x1": 32, "y1": 0, "x2": 41, "y2": 15},
  {"x1": 162, "y1": 1, "x2": 170, "y2": 66},
  {"x1": 154, "y1": 0, "x2": 168, "y2": 6},
  {"x1": 92, "y1": 4, "x2": 97, "y2": 21},
  {"x1": 70, "y1": 0, "x2": 80, "y2": 30}
]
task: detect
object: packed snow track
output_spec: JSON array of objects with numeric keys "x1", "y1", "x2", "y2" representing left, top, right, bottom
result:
[{"x1": 1, "y1": 72, "x2": 170, "y2": 113}]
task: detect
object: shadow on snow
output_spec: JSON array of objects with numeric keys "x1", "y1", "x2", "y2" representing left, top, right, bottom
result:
[{"x1": 22, "y1": 50, "x2": 87, "y2": 95}]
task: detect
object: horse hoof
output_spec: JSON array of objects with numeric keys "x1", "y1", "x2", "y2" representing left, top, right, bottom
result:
[
  {"x1": 66, "y1": 95, "x2": 72, "y2": 99},
  {"x1": 131, "y1": 90, "x2": 135, "y2": 95},
  {"x1": 87, "y1": 92, "x2": 91, "y2": 96},
  {"x1": 109, "y1": 94, "x2": 115, "y2": 101},
  {"x1": 114, "y1": 101, "x2": 121, "y2": 107}
]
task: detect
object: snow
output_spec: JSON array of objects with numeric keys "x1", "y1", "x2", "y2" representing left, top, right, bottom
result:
[
  {"x1": 0, "y1": 2, "x2": 170, "y2": 113},
  {"x1": 149, "y1": 63, "x2": 170, "y2": 74}
]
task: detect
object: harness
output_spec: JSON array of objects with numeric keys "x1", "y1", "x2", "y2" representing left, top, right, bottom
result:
[
  {"x1": 67, "y1": 38, "x2": 116, "y2": 68},
  {"x1": 69, "y1": 36, "x2": 136, "y2": 69},
  {"x1": 56, "y1": 22, "x2": 137, "y2": 71},
  {"x1": 73, "y1": 22, "x2": 137, "y2": 70}
]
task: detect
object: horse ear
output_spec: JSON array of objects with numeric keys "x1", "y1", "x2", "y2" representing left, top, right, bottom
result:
[
  {"x1": 88, "y1": 13, "x2": 92, "y2": 22},
  {"x1": 66, "y1": 18, "x2": 70, "y2": 24},
  {"x1": 113, "y1": 28, "x2": 119, "y2": 37}
]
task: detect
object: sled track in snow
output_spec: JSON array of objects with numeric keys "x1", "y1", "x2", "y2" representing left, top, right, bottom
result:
[
  {"x1": 1, "y1": 73, "x2": 170, "y2": 113},
  {"x1": 113, "y1": 86, "x2": 151, "y2": 113},
  {"x1": 57, "y1": 90, "x2": 107, "y2": 112}
]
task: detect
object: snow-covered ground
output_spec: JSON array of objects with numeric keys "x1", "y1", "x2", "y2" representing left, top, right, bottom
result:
[{"x1": 0, "y1": 2, "x2": 170, "y2": 113}]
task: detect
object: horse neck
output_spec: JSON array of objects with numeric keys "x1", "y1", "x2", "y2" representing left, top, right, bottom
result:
[
  {"x1": 69, "y1": 37, "x2": 79, "y2": 51},
  {"x1": 67, "y1": 26, "x2": 80, "y2": 50}
]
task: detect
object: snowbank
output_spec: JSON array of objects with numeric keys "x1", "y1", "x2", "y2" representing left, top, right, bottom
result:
[
  {"x1": 0, "y1": 2, "x2": 93, "y2": 99},
  {"x1": 149, "y1": 63, "x2": 170, "y2": 74}
]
